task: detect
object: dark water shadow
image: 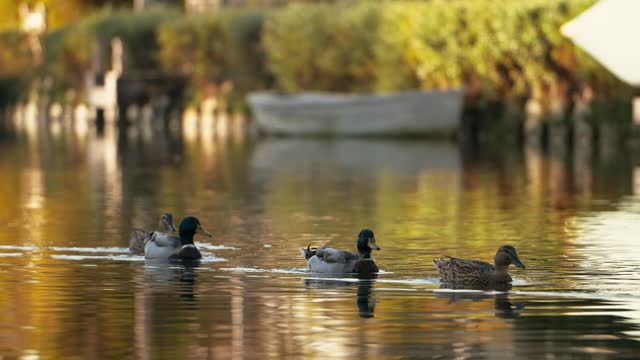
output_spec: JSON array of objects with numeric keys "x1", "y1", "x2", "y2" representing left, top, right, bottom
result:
[
  {"x1": 140, "y1": 260, "x2": 200, "y2": 304},
  {"x1": 304, "y1": 274, "x2": 378, "y2": 318},
  {"x1": 436, "y1": 282, "x2": 526, "y2": 319},
  {"x1": 510, "y1": 297, "x2": 640, "y2": 359}
]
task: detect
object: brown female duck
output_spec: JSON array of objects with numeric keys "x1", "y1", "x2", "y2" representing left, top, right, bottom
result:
[{"x1": 433, "y1": 245, "x2": 525, "y2": 286}]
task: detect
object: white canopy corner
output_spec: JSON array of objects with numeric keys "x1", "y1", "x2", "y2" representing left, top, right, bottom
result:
[{"x1": 561, "y1": 0, "x2": 640, "y2": 86}]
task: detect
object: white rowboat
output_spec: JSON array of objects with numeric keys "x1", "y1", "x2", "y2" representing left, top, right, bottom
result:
[{"x1": 248, "y1": 89, "x2": 464, "y2": 136}]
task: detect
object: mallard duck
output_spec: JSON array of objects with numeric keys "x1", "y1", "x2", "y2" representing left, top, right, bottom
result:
[
  {"x1": 301, "y1": 229, "x2": 381, "y2": 274},
  {"x1": 433, "y1": 245, "x2": 525, "y2": 286},
  {"x1": 129, "y1": 213, "x2": 176, "y2": 255},
  {"x1": 143, "y1": 216, "x2": 212, "y2": 260}
]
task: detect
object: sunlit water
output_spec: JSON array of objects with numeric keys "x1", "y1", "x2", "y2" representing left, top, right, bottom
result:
[{"x1": 1, "y1": 115, "x2": 640, "y2": 359}]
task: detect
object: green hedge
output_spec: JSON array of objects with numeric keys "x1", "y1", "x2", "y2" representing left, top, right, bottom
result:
[
  {"x1": 0, "y1": 0, "x2": 633, "y2": 113},
  {"x1": 263, "y1": 0, "x2": 629, "y2": 102},
  {"x1": 263, "y1": 3, "x2": 379, "y2": 92},
  {"x1": 0, "y1": 31, "x2": 33, "y2": 76},
  {"x1": 36, "y1": 9, "x2": 268, "y2": 106},
  {"x1": 157, "y1": 9, "x2": 270, "y2": 104}
]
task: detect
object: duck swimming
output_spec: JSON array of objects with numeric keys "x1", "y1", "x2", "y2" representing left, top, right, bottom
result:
[
  {"x1": 129, "y1": 213, "x2": 176, "y2": 255},
  {"x1": 433, "y1": 245, "x2": 525, "y2": 286},
  {"x1": 142, "y1": 216, "x2": 212, "y2": 260},
  {"x1": 301, "y1": 229, "x2": 381, "y2": 274}
]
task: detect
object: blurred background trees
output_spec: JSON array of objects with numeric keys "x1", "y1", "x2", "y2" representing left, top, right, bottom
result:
[
  {"x1": 0, "y1": 0, "x2": 632, "y2": 119},
  {"x1": 0, "y1": 0, "x2": 132, "y2": 30}
]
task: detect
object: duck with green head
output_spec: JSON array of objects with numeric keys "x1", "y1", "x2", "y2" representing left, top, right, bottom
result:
[
  {"x1": 129, "y1": 213, "x2": 176, "y2": 255},
  {"x1": 433, "y1": 245, "x2": 526, "y2": 287},
  {"x1": 143, "y1": 216, "x2": 212, "y2": 260},
  {"x1": 301, "y1": 229, "x2": 381, "y2": 274}
]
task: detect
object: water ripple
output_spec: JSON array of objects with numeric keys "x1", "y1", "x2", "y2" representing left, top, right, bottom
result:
[{"x1": 49, "y1": 246, "x2": 131, "y2": 253}]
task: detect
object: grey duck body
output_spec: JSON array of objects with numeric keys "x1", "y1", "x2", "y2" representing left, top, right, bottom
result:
[
  {"x1": 142, "y1": 216, "x2": 211, "y2": 261},
  {"x1": 302, "y1": 229, "x2": 381, "y2": 275},
  {"x1": 129, "y1": 213, "x2": 176, "y2": 255}
]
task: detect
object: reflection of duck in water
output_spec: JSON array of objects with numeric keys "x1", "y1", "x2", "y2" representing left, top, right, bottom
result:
[
  {"x1": 435, "y1": 286, "x2": 525, "y2": 319},
  {"x1": 356, "y1": 278, "x2": 377, "y2": 318},
  {"x1": 301, "y1": 229, "x2": 381, "y2": 274},
  {"x1": 133, "y1": 261, "x2": 201, "y2": 358},
  {"x1": 176, "y1": 264, "x2": 199, "y2": 303},
  {"x1": 304, "y1": 276, "x2": 377, "y2": 318},
  {"x1": 142, "y1": 261, "x2": 200, "y2": 302},
  {"x1": 493, "y1": 293, "x2": 524, "y2": 319},
  {"x1": 136, "y1": 216, "x2": 212, "y2": 260},
  {"x1": 129, "y1": 213, "x2": 177, "y2": 255},
  {"x1": 433, "y1": 245, "x2": 525, "y2": 287}
]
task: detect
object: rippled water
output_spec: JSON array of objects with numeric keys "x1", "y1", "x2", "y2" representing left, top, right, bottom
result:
[{"x1": 1, "y1": 117, "x2": 640, "y2": 359}]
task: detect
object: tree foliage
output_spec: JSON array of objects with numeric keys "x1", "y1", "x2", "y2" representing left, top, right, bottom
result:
[{"x1": 263, "y1": 0, "x2": 628, "y2": 102}]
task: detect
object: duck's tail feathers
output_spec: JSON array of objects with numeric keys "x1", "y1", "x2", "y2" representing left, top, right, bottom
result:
[
  {"x1": 433, "y1": 256, "x2": 454, "y2": 270},
  {"x1": 129, "y1": 229, "x2": 150, "y2": 255},
  {"x1": 301, "y1": 244, "x2": 317, "y2": 260}
]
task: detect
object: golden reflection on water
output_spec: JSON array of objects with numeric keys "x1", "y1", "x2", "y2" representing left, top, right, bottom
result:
[
  {"x1": 0, "y1": 106, "x2": 637, "y2": 264},
  {"x1": 1, "y1": 108, "x2": 640, "y2": 359}
]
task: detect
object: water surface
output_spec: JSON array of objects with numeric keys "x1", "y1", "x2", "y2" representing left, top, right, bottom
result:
[{"x1": 1, "y1": 117, "x2": 639, "y2": 359}]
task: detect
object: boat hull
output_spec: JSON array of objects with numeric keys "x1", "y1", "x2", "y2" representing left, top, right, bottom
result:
[{"x1": 248, "y1": 89, "x2": 464, "y2": 136}]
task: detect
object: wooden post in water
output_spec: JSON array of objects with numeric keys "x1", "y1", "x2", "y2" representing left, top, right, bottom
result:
[
  {"x1": 628, "y1": 92, "x2": 640, "y2": 149},
  {"x1": 524, "y1": 97, "x2": 544, "y2": 149},
  {"x1": 598, "y1": 122, "x2": 618, "y2": 161},
  {"x1": 634, "y1": 166, "x2": 640, "y2": 196},
  {"x1": 96, "y1": 108, "x2": 105, "y2": 136},
  {"x1": 572, "y1": 88, "x2": 594, "y2": 194},
  {"x1": 547, "y1": 79, "x2": 572, "y2": 158},
  {"x1": 633, "y1": 96, "x2": 640, "y2": 125}
]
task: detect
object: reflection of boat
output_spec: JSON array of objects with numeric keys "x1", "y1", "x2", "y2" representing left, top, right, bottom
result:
[
  {"x1": 252, "y1": 138, "x2": 461, "y2": 175},
  {"x1": 248, "y1": 89, "x2": 464, "y2": 136}
]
